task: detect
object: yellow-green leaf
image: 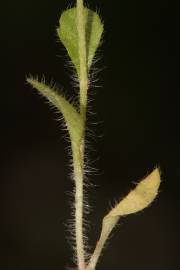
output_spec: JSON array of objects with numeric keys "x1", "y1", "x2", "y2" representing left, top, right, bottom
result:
[
  {"x1": 109, "y1": 168, "x2": 161, "y2": 217},
  {"x1": 57, "y1": 7, "x2": 103, "y2": 77},
  {"x1": 86, "y1": 168, "x2": 161, "y2": 270}
]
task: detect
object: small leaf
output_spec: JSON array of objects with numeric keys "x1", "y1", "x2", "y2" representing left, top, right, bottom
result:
[
  {"x1": 86, "y1": 168, "x2": 161, "y2": 270},
  {"x1": 108, "y1": 167, "x2": 161, "y2": 217},
  {"x1": 26, "y1": 78, "x2": 83, "y2": 145},
  {"x1": 57, "y1": 7, "x2": 103, "y2": 77},
  {"x1": 101, "y1": 168, "x2": 161, "y2": 237}
]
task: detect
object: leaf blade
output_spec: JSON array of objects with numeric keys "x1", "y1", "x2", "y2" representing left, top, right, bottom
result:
[
  {"x1": 26, "y1": 78, "x2": 83, "y2": 145},
  {"x1": 101, "y1": 168, "x2": 161, "y2": 240},
  {"x1": 108, "y1": 167, "x2": 161, "y2": 217},
  {"x1": 57, "y1": 7, "x2": 103, "y2": 77}
]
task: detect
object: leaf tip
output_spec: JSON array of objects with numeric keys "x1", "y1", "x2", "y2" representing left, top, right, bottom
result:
[
  {"x1": 138, "y1": 167, "x2": 161, "y2": 202},
  {"x1": 26, "y1": 76, "x2": 38, "y2": 88}
]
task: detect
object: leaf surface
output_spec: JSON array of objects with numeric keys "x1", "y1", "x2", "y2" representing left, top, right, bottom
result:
[
  {"x1": 57, "y1": 7, "x2": 103, "y2": 77},
  {"x1": 102, "y1": 168, "x2": 161, "y2": 234}
]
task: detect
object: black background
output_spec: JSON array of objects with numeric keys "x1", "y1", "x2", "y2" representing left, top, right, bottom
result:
[{"x1": 1, "y1": 0, "x2": 179, "y2": 269}]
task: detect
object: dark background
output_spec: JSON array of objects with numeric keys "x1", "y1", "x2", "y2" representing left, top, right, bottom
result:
[{"x1": 1, "y1": 0, "x2": 179, "y2": 269}]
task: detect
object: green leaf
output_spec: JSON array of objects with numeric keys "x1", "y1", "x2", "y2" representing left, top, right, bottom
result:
[
  {"x1": 26, "y1": 78, "x2": 83, "y2": 146},
  {"x1": 57, "y1": 7, "x2": 103, "y2": 77}
]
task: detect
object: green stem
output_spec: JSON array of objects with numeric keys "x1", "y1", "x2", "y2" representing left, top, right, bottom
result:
[
  {"x1": 72, "y1": 142, "x2": 85, "y2": 270},
  {"x1": 74, "y1": 0, "x2": 88, "y2": 269}
]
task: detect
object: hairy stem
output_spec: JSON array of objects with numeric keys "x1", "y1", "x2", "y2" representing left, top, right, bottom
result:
[
  {"x1": 72, "y1": 143, "x2": 85, "y2": 270},
  {"x1": 75, "y1": 0, "x2": 88, "y2": 269}
]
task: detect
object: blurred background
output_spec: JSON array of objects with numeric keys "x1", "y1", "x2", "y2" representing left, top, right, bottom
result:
[{"x1": 0, "y1": 0, "x2": 179, "y2": 269}]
